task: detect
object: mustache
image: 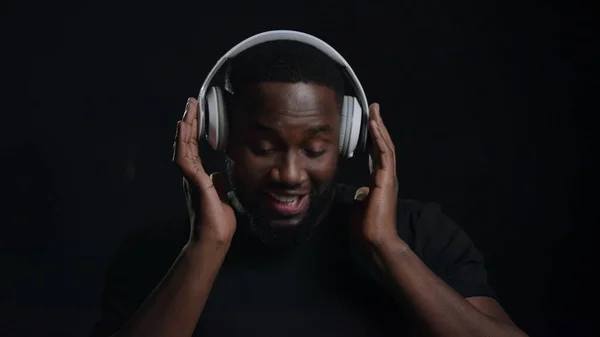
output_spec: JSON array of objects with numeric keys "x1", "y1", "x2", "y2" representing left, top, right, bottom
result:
[
  {"x1": 262, "y1": 181, "x2": 334, "y2": 196},
  {"x1": 263, "y1": 181, "x2": 303, "y2": 191}
]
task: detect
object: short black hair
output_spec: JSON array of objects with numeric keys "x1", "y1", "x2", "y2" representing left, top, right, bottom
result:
[{"x1": 224, "y1": 40, "x2": 346, "y2": 107}]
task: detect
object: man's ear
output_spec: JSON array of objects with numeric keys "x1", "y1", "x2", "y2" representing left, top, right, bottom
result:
[{"x1": 354, "y1": 186, "x2": 370, "y2": 201}]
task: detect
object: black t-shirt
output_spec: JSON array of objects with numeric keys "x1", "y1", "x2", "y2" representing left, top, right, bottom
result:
[{"x1": 90, "y1": 184, "x2": 496, "y2": 337}]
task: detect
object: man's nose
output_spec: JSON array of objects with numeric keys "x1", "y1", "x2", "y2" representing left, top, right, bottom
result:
[{"x1": 270, "y1": 153, "x2": 307, "y2": 187}]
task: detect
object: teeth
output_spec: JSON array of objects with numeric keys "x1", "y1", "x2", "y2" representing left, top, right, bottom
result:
[{"x1": 269, "y1": 193, "x2": 299, "y2": 204}]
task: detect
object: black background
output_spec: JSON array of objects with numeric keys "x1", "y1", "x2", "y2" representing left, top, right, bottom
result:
[{"x1": 1, "y1": 1, "x2": 591, "y2": 336}]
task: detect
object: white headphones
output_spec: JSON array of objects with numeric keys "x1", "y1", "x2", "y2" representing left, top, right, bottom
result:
[{"x1": 197, "y1": 30, "x2": 370, "y2": 158}]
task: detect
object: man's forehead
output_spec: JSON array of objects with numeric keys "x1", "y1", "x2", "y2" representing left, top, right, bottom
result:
[
  {"x1": 244, "y1": 106, "x2": 337, "y2": 133},
  {"x1": 243, "y1": 82, "x2": 338, "y2": 112},
  {"x1": 247, "y1": 119, "x2": 333, "y2": 136}
]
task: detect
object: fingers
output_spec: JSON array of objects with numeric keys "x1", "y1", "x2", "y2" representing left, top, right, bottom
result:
[
  {"x1": 370, "y1": 103, "x2": 395, "y2": 162},
  {"x1": 172, "y1": 121, "x2": 181, "y2": 162},
  {"x1": 173, "y1": 98, "x2": 211, "y2": 190},
  {"x1": 369, "y1": 120, "x2": 393, "y2": 171},
  {"x1": 182, "y1": 97, "x2": 199, "y2": 138},
  {"x1": 174, "y1": 100, "x2": 194, "y2": 166},
  {"x1": 368, "y1": 103, "x2": 396, "y2": 172},
  {"x1": 180, "y1": 97, "x2": 198, "y2": 149}
]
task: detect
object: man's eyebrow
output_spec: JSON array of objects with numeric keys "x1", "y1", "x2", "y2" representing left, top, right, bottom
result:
[
  {"x1": 249, "y1": 122, "x2": 332, "y2": 137},
  {"x1": 307, "y1": 125, "x2": 332, "y2": 136},
  {"x1": 249, "y1": 121, "x2": 274, "y2": 132}
]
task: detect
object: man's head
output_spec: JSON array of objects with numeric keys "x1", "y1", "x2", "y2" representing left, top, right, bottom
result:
[{"x1": 223, "y1": 40, "x2": 346, "y2": 247}]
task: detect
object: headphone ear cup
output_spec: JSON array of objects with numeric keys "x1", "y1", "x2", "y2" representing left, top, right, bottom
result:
[
  {"x1": 346, "y1": 96, "x2": 362, "y2": 158},
  {"x1": 197, "y1": 95, "x2": 206, "y2": 142},
  {"x1": 206, "y1": 86, "x2": 229, "y2": 151},
  {"x1": 339, "y1": 96, "x2": 350, "y2": 156},
  {"x1": 215, "y1": 88, "x2": 229, "y2": 151},
  {"x1": 341, "y1": 96, "x2": 361, "y2": 158}
]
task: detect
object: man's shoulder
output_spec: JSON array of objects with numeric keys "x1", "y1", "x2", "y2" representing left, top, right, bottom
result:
[
  {"x1": 332, "y1": 184, "x2": 494, "y2": 299},
  {"x1": 91, "y1": 215, "x2": 190, "y2": 337},
  {"x1": 332, "y1": 183, "x2": 439, "y2": 223},
  {"x1": 332, "y1": 183, "x2": 460, "y2": 248},
  {"x1": 104, "y1": 215, "x2": 189, "y2": 288},
  {"x1": 119, "y1": 215, "x2": 189, "y2": 252}
]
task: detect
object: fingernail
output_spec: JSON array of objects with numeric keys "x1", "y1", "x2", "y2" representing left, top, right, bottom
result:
[
  {"x1": 355, "y1": 193, "x2": 367, "y2": 201},
  {"x1": 183, "y1": 98, "x2": 191, "y2": 117},
  {"x1": 354, "y1": 187, "x2": 369, "y2": 201}
]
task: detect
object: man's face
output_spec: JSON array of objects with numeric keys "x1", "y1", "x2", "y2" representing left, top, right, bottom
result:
[{"x1": 226, "y1": 82, "x2": 340, "y2": 246}]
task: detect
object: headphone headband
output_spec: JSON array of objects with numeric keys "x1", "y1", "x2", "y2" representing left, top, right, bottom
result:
[{"x1": 198, "y1": 30, "x2": 370, "y2": 152}]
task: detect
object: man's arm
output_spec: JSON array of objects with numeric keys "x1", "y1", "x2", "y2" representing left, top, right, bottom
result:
[
  {"x1": 357, "y1": 104, "x2": 526, "y2": 336},
  {"x1": 374, "y1": 238, "x2": 527, "y2": 337},
  {"x1": 113, "y1": 240, "x2": 228, "y2": 337}
]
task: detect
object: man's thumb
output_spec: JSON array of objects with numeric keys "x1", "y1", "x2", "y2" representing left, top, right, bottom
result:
[
  {"x1": 209, "y1": 172, "x2": 229, "y2": 204},
  {"x1": 354, "y1": 186, "x2": 370, "y2": 201}
]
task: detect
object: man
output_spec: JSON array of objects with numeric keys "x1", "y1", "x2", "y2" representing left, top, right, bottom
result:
[{"x1": 91, "y1": 40, "x2": 528, "y2": 337}]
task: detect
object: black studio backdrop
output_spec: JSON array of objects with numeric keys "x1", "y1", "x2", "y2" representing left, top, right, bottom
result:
[{"x1": 1, "y1": 1, "x2": 590, "y2": 337}]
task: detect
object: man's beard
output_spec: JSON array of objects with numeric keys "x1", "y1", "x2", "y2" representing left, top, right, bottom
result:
[{"x1": 225, "y1": 157, "x2": 336, "y2": 249}]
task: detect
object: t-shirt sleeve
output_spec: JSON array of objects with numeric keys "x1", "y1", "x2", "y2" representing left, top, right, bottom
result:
[
  {"x1": 89, "y1": 254, "x2": 144, "y2": 337},
  {"x1": 407, "y1": 202, "x2": 497, "y2": 300},
  {"x1": 89, "y1": 220, "x2": 188, "y2": 337}
]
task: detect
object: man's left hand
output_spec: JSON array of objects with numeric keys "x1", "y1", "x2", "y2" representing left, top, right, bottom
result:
[{"x1": 350, "y1": 103, "x2": 404, "y2": 252}]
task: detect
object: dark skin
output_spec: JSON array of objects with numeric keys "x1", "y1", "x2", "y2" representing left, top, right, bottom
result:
[
  {"x1": 226, "y1": 82, "x2": 340, "y2": 228},
  {"x1": 113, "y1": 82, "x2": 528, "y2": 337}
]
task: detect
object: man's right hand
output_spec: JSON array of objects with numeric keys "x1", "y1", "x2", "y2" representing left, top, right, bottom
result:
[
  {"x1": 99, "y1": 99, "x2": 235, "y2": 337},
  {"x1": 173, "y1": 97, "x2": 236, "y2": 246}
]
